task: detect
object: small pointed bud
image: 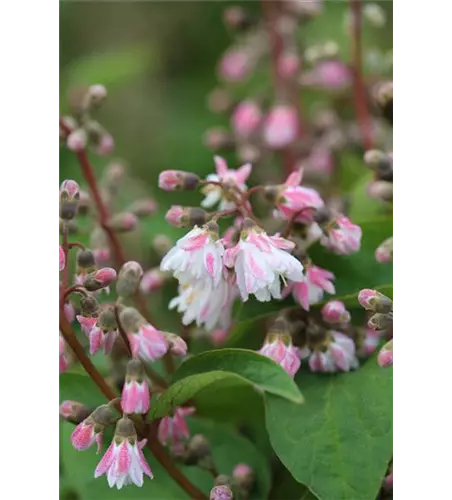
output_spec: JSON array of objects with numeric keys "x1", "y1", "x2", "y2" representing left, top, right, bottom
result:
[
  {"x1": 140, "y1": 268, "x2": 167, "y2": 294},
  {"x1": 95, "y1": 132, "x2": 115, "y2": 156},
  {"x1": 153, "y1": 234, "x2": 173, "y2": 257},
  {"x1": 159, "y1": 170, "x2": 200, "y2": 191},
  {"x1": 80, "y1": 294, "x2": 99, "y2": 316},
  {"x1": 59, "y1": 400, "x2": 91, "y2": 424},
  {"x1": 76, "y1": 249, "x2": 96, "y2": 274},
  {"x1": 321, "y1": 301, "x2": 351, "y2": 324},
  {"x1": 116, "y1": 261, "x2": 143, "y2": 298},
  {"x1": 185, "y1": 434, "x2": 211, "y2": 465},
  {"x1": 368, "y1": 312, "x2": 393, "y2": 331},
  {"x1": 84, "y1": 267, "x2": 117, "y2": 291},
  {"x1": 376, "y1": 237, "x2": 393, "y2": 263},
  {"x1": 108, "y1": 212, "x2": 139, "y2": 233},
  {"x1": 233, "y1": 463, "x2": 254, "y2": 492},
  {"x1": 60, "y1": 180, "x2": 80, "y2": 220},
  {"x1": 210, "y1": 485, "x2": 233, "y2": 500},
  {"x1": 377, "y1": 339, "x2": 393, "y2": 368},
  {"x1": 67, "y1": 128, "x2": 87, "y2": 152},
  {"x1": 367, "y1": 181, "x2": 394, "y2": 201},
  {"x1": 127, "y1": 198, "x2": 158, "y2": 217},
  {"x1": 59, "y1": 246, "x2": 66, "y2": 271},
  {"x1": 167, "y1": 334, "x2": 188, "y2": 357},
  {"x1": 203, "y1": 128, "x2": 234, "y2": 151},
  {"x1": 358, "y1": 289, "x2": 393, "y2": 313},
  {"x1": 88, "y1": 84, "x2": 107, "y2": 106}
]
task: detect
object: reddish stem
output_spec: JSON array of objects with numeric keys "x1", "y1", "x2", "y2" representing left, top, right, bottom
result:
[
  {"x1": 62, "y1": 224, "x2": 70, "y2": 289},
  {"x1": 349, "y1": 0, "x2": 374, "y2": 150},
  {"x1": 63, "y1": 285, "x2": 88, "y2": 303},
  {"x1": 59, "y1": 311, "x2": 207, "y2": 500}
]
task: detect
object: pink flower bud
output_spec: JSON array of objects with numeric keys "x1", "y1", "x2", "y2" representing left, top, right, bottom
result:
[
  {"x1": 84, "y1": 267, "x2": 117, "y2": 291},
  {"x1": 59, "y1": 246, "x2": 66, "y2": 271},
  {"x1": 93, "y1": 248, "x2": 110, "y2": 266},
  {"x1": 259, "y1": 333, "x2": 301, "y2": 378},
  {"x1": 168, "y1": 334, "x2": 188, "y2": 357},
  {"x1": 159, "y1": 170, "x2": 200, "y2": 191},
  {"x1": 263, "y1": 105, "x2": 298, "y2": 149},
  {"x1": 59, "y1": 400, "x2": 91, "y2": 423},
  {"x1": 108, "y1": 212, "x2": 139, "y2": 232},
  {"x1": 89, "y1": 84, "x2": 107, "y2": 101},
  {"x1": 377, "y1": 340, "x2": 393, "y2": 368},
  {"x1": 140, "y1": 268, "x2": 166, "y2": 294},
  {"x1": 121, "y1": 359, "x2": 150, "y2": 414},
  {"x1": 231, "y1": 100, "x2": 262, "y2": 137},
  {"x1": 71, "y1": 404, "x2": 116, "y2": 453},
  {"x1": 128, "y1": 198, "x2": 158, "y2": 217},
  {"x1": 358, "y1": 289, "x2": 378, "y2": 310},
  {"x1": 165, "y1": 205, "x2": 186, "y2": 227},
  {"x1": 95, "y1": 133, "x2": 114, "y2": 156},
  {"x1": 375, "y1": 236, "x2": 393, "y2": 263},
  {"x1": 233, "y1": 463, "x2": 255, "y2": 491},
  {"x1": 358, "y1": 289, "x2": 392, "y2": 314},
  {"x1": 211, "y1": 328, "x2": 230, "y2": 346},
  {"x1": 278, "y1": 52, "x2": 300, "y2": 79},
  {"x1": 321, "y1": 300, "x2": 351, "y2": 324},
  {"x1": 117, "y1": 261, "x2": 144, "y2": 298},
  {"x1": 67, "y1": 128, "x2": 87, "y2": 152},
  {"x1": 218, "y1": 49, "x2": 251, "y2": 82},
  {"x1": 60, "y1": 180, "x2": 80, "y2": 199},
  {"x1": 64, "y1": 301, "x2": 75, "y2": 323},
  {"x1": 315, "y1": 60, "x2": 351, "y2": 90},
  {"x1": 210, "y1": 485, "x2": 233, "y2": 500}
]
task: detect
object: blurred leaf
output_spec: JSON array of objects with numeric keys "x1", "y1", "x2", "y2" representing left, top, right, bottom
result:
[
  {"x1": 61, "y1": 45, "x2": 158, "y2": 93},
  {"x1": 348, "y1": 172, "x2": 391, "y2": 220},
  {"x1": 149, "y1": 348, "x2": 303, "y2": 419},
  {"x1": 269, "y1": 467, "x2": 319, "y2": 500},
  {"x1": 265, "y1": 360, "x2": 393, "y2": 500},
  {"x1": 59, "y1": 372, "x2": 106, "y2": 408}
]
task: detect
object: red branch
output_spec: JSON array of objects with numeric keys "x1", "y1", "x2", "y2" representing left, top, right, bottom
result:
[{"x1": 349, "y1": 0, "x2": 374, "y2": 150}]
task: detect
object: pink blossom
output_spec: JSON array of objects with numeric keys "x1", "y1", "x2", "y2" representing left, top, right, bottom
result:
[
  {"x1": 263, "y1": 105, "x2": 298, "y2": 148},
  {"x1": 158, "y1": 407, "x2": 195, "y2": 453},
  {"x1": 67, "y1": 129, "x2": 87, "y2": 152},
  {"x1": 168, "y1": 335, "x2": 188, "y2": 357},
  {"x1": 71, "y1": 419, "x2": 104, "y2": 453},
  {"x1": 231, "y1": 100, "x2": 262, "y2": 137},
  {"x1": 259, "y1": 335, "x2": 301, "y2": 377},
  {"x1": 321, "y1": 300, "x2": 350, "y2": 324},
  {"x1": 210, "y1": 485, "x2": 233, "y2": 500},
  {"x1": 121, "y1": 379, "x2": 150, "y2": 415},
  {"x1": 307, "y1": 332, "x2": 358, "y2": 372},
  {"x1": 59, "y1": 246, "x2": 66, "y2": 271},
  {"x1": 160, "y1": 223, "x2": 224, "y2": 287},
  {"x1": 94, "y1": 267, "x2": 117, "y2": 288},
  {"x1": 158, "y1": 170, "x2": 184, "y2": 191},
  {"x1": 275, "y1": 169, "x2": 325, "y2": 223},
  {"x1": 76, "y1": 315, "x2": 118, "y2": 355},
  {"x1": 277, "y1": 52, "x2": 300, "y2": 79},
  {"x1": 315, "y1": 60, "x2": 351, "y2": 90},
  {"x1": 320, "y1": 216, "x2": 362, "y2": 254},
  {"x1": 60, "y1": 179, "x2": 80, "y2": 199},
  {"x1": 225, "y1": 220, "x2": 304, "y2": 302},
  {"x1": 95, "y1": 435, "x2": 153, "y2": 488},
  {"x1": 218, "y1": 49, "x2": 251, "y2": 82},
  {"x1": 358, "y1": 288, "x2": 379, "y2": 310},
  {"x1": 377, "y1": 340, "x2": 393, "y2": 368},
  {"x1": 59, "y1": 335, "x2": 69, "y2": 373},
  {"x1": 292, "y1": 265, "x2": 336, "y2": 311},
  {"x1": 128, "y1": 323, "x2": 169, "y2": 362},
  {"x1": 201, "y1": 156, "x2": 252, "y2": 211}
]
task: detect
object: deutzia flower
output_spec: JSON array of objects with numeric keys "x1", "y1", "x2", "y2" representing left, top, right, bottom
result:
[
  {"x1": 291, "y1": 265, "x2": 336, "y2": 311},
  {"x1": 158, "y1": 407, "x2": 195, "y2": 455},
  {"x1": 121, "y1": 359, "x2": 150, "y2": 415},
  {"x1": 225, "y1": 218, "x2": 304, "y2": 302},
  {"x1": 160, "y1": 221, "x2": 224, "y2": 287},
  {"x1": 320, "y1": 215, "x2": 362, "y2": 254},
  {"x1": 201, "y1": 156, "x2": 252, "y2": 210}
]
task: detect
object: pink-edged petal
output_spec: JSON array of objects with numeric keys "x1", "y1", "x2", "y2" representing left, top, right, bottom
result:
[
  {"x1": 117, "y1": 440, "x2": 132, "y2": 474},
  {"x1": 96, "y1": 433, "x2": 103, "y2": 454},
  {"x1": 214, "y1": 155, "x2": 228, "y2": 176},
  {"x1": 236, "y1": 162, "x2": 252, "y2": 184},
  {"x1": 89, "y1": 327, "x2": 104, "y2": 355},
  {"x1": 137, "y1": 444, "x2": 154, "y2": 478},
  {"x1": 179, "y1": 232, "x2": 208, "y2": 251},
  {"x1": 284, "y1": 169, "x2": 303, "y2": 186},
  {"x1": 95, "y1": 442, "x2": 116, "y2": 477},
  {"x1": 293, "y1": 282, "x2": 310, "y2": 311},
  {"x1": 128, "y1": 334, "x2": 140, "y2": 358},
  {"x1": 205, "y1": 251, "x2": 216, "y2": 277}
]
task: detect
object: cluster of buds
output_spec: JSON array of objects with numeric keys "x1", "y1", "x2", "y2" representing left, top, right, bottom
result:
[{"x1": 358, "y1": 289, "x2": 393, "y2": 368}]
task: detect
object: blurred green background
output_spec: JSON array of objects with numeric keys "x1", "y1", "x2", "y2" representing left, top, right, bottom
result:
[{"x1": 60, "y1": 3, "x2": 392, "y2": 499}]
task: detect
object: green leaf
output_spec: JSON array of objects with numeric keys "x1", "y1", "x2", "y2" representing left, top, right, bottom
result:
[
  {"x1": 265, "y1": 361, "x2": 393, "y2": 500},
  {"x1": 59, "y1": 372, "x2": 106, "y2": 408},
  {"x1": 348, "y1": 172, "x2": 391, "y2": 221},
  {"x1": 149, "y1": 349, "x2": 303, "y2": 419}
]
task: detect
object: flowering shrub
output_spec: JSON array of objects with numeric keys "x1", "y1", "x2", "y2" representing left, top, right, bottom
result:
[{"x1": 59, "y1": 2, "x2": 392, "y2": 500}]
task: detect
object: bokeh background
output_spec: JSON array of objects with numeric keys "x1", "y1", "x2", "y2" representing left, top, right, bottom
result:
[{"x1": 59, "y1": 2, "x2": 392, "y2": 499}]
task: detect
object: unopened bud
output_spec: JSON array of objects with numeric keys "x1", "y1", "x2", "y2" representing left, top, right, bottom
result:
[
  {"x1": 60, "y1": 180, "x2": 80, "y2": 220},
  {"x1": 185, "y1": 434, "x2": 211, "y2": 465},
  {"x1": 60, "y1": 116, "x2": 77, "y2": 138},
  {"x1": 88, "y1": 84, "x2": 107, "y2": 106},
  {"x1": 377, "y1": 339, "x2": 393, "y2": 368},
  {"x1": 119, "y1": 307, "x2": 146, "y2": 333},
  {"x1": 127, "y1": 198, "x2": 157, "y2": 217},
  {"x1": 231, "y1": 100, "x2": 262, "y2": 138},
  {"x1": 80, "y1": 295, "x2": 99, "y2": 316},
  {"x1": 84, "y1": 267, "x2": 117, "y2": 291},
  {"x1": 210, "y1": 485, "x2": 233, "y2": 500},
  {"x1": 223, "y1": 6, "x2": 252, "y2": 31},
  {"x1": 203, "y1": 128, "x2": 234, "y2": 151},
  {"x1": 321, "y1": 301, "x2": 351, "y2": 324},
  {"x1": 367, "y1": 180, "x2": 393, "y2": 202},
  {"x1": 96, "y1": 133, "x2": 115, "y2": 156},
  {"x1": 116, "y1": 261, "x2": 143, "y2": 298},
  {"x1": 159, "y1": 170, "x2": 200, "y2": 191},
  {"x1": 233, "y1": 463, "x2": 254, "y2": 491},
  {"x1": 140, "y1": 268, "x2": 167, "y2": 294},
  {"x1": 376, "y1": 237, "x2": 393, "y2": 264},
  {"x1": 166, "y1": 334, "x2": 188, "y2": 357},
  {"x1": 108, "y1": 212, "x2": 139, "y2": 233},
  {"x1": 153, "y1": 234, "x2": 173, "y2": 257},
  {"x1": 374, "y1": 81, "x2": 393, "y2": 125},
  {"x1": 364, "y1": 150, "x2": 393, "y2": 181},
  {"x1": 368, "y1": 312, "x2": 393, "y2": 331},
  {"x1": 67, "y1": 128, "x2": 87, "y2": 152},
  {"x1": 76, "y1": 249, "x2": 96, "y2": 273},
  {"x1": 166, "y1": 206, "x2": 207, "y2": 228},
  {"x1": 59, "y1": 400, "x2": 91, "y2": 424},
  {"x1": 358, "y1": 289, "x2": 393, "y2": 313}
]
